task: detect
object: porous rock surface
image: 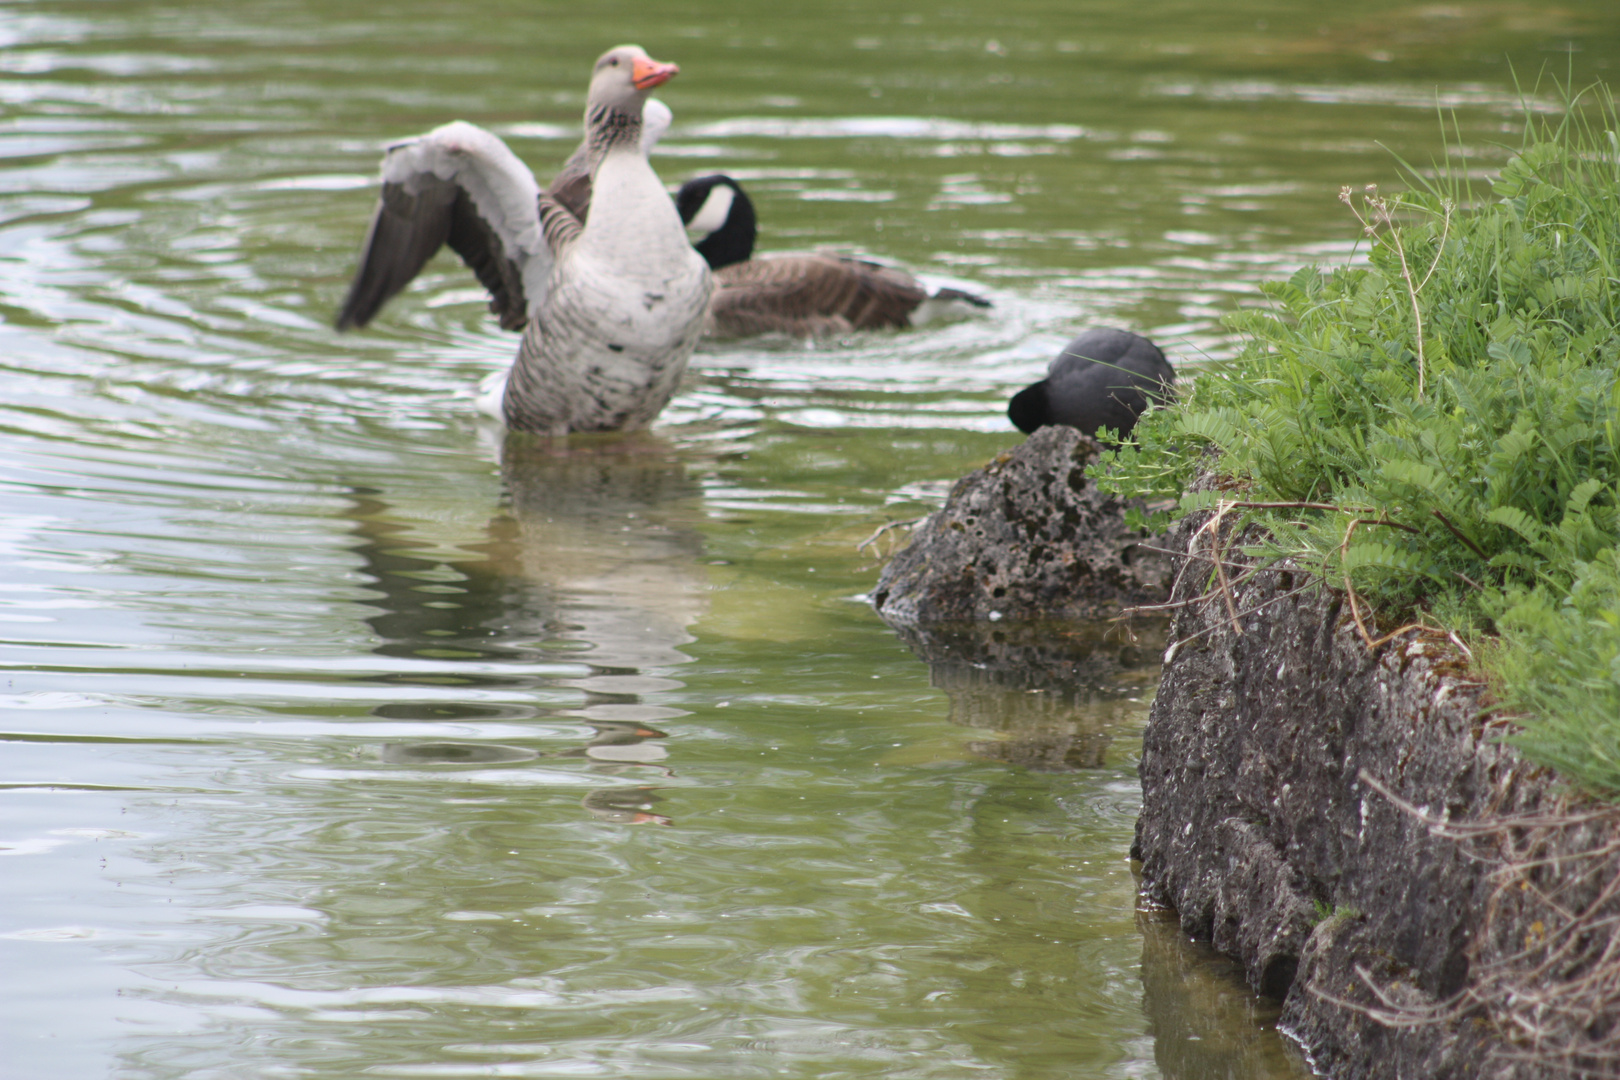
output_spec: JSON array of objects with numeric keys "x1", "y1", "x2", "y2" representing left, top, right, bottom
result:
[
  {"x1": 1139, "y1": 503, "x2": 1620, "y2": 1079},
  {"x1": 870, "y1": 425, "x2": 1173, "y2": 625}
]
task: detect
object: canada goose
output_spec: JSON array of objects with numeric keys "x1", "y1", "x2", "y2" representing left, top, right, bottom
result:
[
  {"x1": 1008, "y1": 328, "x2": 1174, "y2": 439},
  {"x1": 674, "y1": 173, "x2": 989, "y2": 339},
  {"x1": 335, "y1": 46, "x2": 708, "y2": 435}
]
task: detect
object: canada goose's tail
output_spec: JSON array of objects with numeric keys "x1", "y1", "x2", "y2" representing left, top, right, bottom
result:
[{"x1": 929, "y1": 285, "x2": 992, "y2": 308}]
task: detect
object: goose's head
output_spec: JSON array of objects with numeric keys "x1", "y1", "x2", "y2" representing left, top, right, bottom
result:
[
  {"x1": 676, "y1": 174, "x2": 756, "y2": 270},
  {"x1": 584, "y1": 46, "x2": 679, "y2": 154},
  {"x1": 588, "y1": 44, "x2": 678, "y2": 116}
]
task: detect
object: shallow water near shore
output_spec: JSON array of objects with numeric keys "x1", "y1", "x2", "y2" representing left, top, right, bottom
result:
[{"x1": 2, "y1": 2, "x2": 1617, "y2": 1077}]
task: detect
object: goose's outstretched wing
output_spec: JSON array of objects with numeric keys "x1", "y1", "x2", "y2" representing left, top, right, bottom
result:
[{"x1": 335, "y1": 122, "x2": 549, "y2": 332}]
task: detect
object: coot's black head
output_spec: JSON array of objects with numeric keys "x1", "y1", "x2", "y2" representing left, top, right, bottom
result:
[
  {"x1": 675, "y1": 174, "x2": 756, "y2": 270},
  {"x1": 1007, "y1": 381, "x2": 1050, "y2": 434}
]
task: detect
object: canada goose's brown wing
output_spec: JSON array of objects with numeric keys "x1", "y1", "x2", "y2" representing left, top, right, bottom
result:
[{"x1": 708, "y1": 253, "x2": 927, "y2": 338}]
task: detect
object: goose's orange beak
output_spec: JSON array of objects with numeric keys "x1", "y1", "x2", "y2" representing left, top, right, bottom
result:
[{"x1": 632, "y1": 55, "x2": 678, "y2": 91}]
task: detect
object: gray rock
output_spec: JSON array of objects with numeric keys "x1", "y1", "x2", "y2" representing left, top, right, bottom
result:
[
  {"x1": 870, "y1": 425, "x2": 1174, "y2": 626},
  {"x1": 1138, "y1": 502, "x2": 1620, "y2": 1079}
]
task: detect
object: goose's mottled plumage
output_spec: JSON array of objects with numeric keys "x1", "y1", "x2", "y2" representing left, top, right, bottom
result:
[
  {"x1": 675, "y1": 174, "x2": 988, "y2": 339},
  {"x1": 335, "y1": 47, "x2": 705, "y2": 435},
  {"x1": 1008, "y1": 328, "x2": 1174, "y2": 439}
]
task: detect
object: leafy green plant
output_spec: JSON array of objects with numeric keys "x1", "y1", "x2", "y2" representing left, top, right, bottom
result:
[{"x1": 1098, "y1": 84, "x2": 1620, "y2": 798}]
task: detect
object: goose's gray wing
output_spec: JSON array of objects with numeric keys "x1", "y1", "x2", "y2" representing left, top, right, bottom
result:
[
  {"x1": 335, "y1": 121, "x2": 549, "y2": 332},
  {"x1": 547, "y1": 142, "x2": 594, "y2": 224},
  {"x1": 708, "y1": 253, "x2": 927, "y2": 338}
]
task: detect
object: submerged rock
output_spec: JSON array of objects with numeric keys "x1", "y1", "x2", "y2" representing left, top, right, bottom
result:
[{"x1": 870, "y1": 425, "x2": 1173, "y2": 626}]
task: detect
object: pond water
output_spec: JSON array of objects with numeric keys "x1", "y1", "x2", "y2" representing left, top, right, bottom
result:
[{"x1": 2, "y1": 2, "x2": 1616, "y2": 1077}]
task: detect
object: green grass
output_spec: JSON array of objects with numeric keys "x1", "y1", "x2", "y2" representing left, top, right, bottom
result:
[{"x1": 1097, "y1": 84, "x2": 1620, "y2": 798}]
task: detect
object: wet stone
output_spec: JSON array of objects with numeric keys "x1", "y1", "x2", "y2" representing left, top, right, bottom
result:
[
  {"x1": 870, "y1": 425, "x2": 1174, "y2": 627},
  {"x1": 1137, "y1": 501, "x2": 1620, "y2": 1079}
]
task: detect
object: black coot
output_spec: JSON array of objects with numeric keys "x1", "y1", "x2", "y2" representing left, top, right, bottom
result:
[{"x1": 1008, "y1": 328, "x2": 1174, "y2": 439}]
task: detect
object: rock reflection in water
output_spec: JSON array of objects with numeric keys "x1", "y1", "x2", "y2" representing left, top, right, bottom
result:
[
  {"x1": 891, "y1": 619, "x2": 1166, "y2": 771},
  {"x1": 379, "y1": 742, "x2": 540, "y2": 764},
  {"x1": 1137, "y1": 908, "x2": 1311, "y2": 1078}
]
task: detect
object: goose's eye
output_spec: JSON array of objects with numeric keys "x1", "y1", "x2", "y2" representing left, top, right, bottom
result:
[{"x1": 608, "y1": 57, "x2": 619, "y2": 66}]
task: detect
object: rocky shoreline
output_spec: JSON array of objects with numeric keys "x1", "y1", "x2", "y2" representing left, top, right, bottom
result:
[
  {"x1": 874, "y1": 433, "x2": 1620, "y2": 1078},
  {"x1": 1139, "y1": 501, "x2": 1620, "y2": 1078}
]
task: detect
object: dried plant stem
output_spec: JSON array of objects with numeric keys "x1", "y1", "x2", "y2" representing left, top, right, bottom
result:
[
  {"x1": 855, "y1": 517, "x2": 923, "y2": 555},
  {"x1": 1339, "y1": 186, "x2": 1453, "y2": 399},
  {"x1": 1352, "y1": 769, "x2": 1620, "y2": 1072}
]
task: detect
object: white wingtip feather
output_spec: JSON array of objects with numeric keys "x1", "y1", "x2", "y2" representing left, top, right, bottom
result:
[{"x1": 641, "y1": 98, "x2": 673, "y2": 155}]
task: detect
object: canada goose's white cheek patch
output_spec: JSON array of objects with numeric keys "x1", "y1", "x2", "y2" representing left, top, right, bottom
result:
[{"x1": 685, "y1": 184, "x2": 734, "y2": 241}]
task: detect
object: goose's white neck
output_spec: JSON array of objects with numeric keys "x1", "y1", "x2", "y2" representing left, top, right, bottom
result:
[{"x1": 580, "y1": 145, "x2": 686, "y2": 257}]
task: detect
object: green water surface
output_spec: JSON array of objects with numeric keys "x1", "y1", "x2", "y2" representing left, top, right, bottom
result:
[{"x1": 2, "y1": 1, "x2": 1616, "y2": 1077}]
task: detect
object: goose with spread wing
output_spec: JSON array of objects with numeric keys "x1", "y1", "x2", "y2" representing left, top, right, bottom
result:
[
  {"x1": 674, "y1": 173, "x2": 989, "y2": 339},
  {"x1": 335, "y1": 46, "x2": 707, "y2": 435}
]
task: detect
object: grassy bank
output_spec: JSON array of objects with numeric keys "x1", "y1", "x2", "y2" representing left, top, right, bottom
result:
[{"x1": 1100, "y1": 86, "x2": 1620, "y2": 798}]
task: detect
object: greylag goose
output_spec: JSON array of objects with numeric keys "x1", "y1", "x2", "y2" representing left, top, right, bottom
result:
[
  {"x1": 333, "y1": 98, "x2": 669, "y2": 336},
  {"x1": 335, "y1": 46, "x2": 707, "y2": 435},
  {"x1": 1008, "y1": 328, "x2": 1174, "y2": 440},
  {"x1": 673, "y1": 174, "x2": 989, "y2": 339}
]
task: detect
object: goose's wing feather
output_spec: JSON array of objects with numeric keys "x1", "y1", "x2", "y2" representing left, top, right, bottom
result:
[
  {"x1": 538, "y1": 190, "x2": 584, "y2": 256},
  {"x1": 335, "y1": 121, "x2": 548, "y2": 332},
  {"x1": 547, "y1": 155, "x2": 593, "y2": 224},
  {"x1": 709, "y1": 253, "x2": 927, "y2": 337}
]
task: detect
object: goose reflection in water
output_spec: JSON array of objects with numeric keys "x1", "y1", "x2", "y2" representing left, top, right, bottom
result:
[
  {"x1": 493, "y1": 435, "x2": 702, "y2": 791},
  {"x1": 347, "y1": 432, "x2": 707, "y2": 819},
  {"x1": 376, "y1": 727, "x2": 669, "y2": 768},
  {"x1": 379, "y1": 742, "x2": 539, "y2": 764},
  {"x1": 554, "y1": 721, "x2": 670, "y2": 764},
  {"x1": 490, "y1": 432, "x2": 709, "y2": 675},
  {"x1": 581, "y1": 786, "x2": 672, "y2": 826}
]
